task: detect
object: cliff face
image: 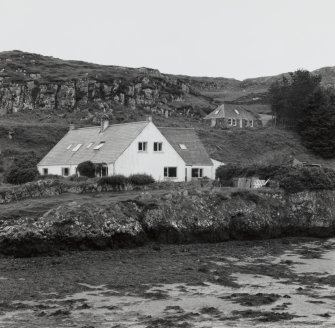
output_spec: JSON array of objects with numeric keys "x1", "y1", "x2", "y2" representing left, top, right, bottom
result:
[
  {"x1": 1, "y1": 188, "x2": 335, "y2": 257},
  {"x1": 0, "y1": 51, "x2": 205, "y2": 116}
]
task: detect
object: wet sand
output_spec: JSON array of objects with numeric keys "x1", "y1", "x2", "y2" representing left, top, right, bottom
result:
[{"x1": 0, "y1": 237, "x2": 335, "y2": 327}]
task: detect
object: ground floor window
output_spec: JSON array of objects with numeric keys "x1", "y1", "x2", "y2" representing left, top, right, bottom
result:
[
  {"x1": 232, "y1": 118, "x2": 237, "y2": 126},
  {"x1": 249, "y1": 120, "x2": 254, "y2": 127},
  {"x1": 164, "y1": 167, "x2": 177, "y2": 178},
  {"x1": 62, "y1": 167, "x2": 69, "y2": 176},
  {"x1": 43, "y1": 168, "x2": 48, "y2": 175},
  {"x1": 227, "y1": 118, "x2": 232, "y2": 126},
  {"x1": 192, "y1": 168, "x2": 203, "y2": 178}
]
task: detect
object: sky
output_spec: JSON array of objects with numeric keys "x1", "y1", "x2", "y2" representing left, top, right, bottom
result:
[{"x1": 0, "y1": 0, "x2": 335, "y2": 80}]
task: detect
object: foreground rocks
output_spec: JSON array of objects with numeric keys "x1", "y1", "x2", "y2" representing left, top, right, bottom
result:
[{"x1": 1, "y1": 188, "x2": 335, "y2": 256}]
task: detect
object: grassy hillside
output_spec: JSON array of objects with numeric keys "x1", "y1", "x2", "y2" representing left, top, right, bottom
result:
[{"x1": 1, "y1": 111, "x2": 332, "y2": 184}]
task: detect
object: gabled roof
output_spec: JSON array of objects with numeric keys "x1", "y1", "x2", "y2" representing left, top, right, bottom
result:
[
  {"x1": 204, "y1": 104, "x2": 257, "y2": 120},
  {"x1": 38, "y1": 121, "x2": 149, "y2": 166},
  {"x1": 158, "y1": 127, "x2": 213, "y2": 166}
]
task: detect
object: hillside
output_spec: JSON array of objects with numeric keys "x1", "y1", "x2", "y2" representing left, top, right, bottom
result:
[
  {"x1": 1, "y1": 51, "x2": 335, "y2": 119},
  {"x1": 1, "y1": 50, "x2": 335, "y2": 182}
]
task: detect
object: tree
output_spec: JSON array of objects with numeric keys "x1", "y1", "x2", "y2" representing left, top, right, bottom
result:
[
  {"x1": 299, "y1": 88, "x2": 335, "y2": 158},
  {"x1": 269, "y1": 70, "x2": 321, "y2": 128},
  {"x1": 77, "y1": 161, "x2": 96, "y2": 178}
]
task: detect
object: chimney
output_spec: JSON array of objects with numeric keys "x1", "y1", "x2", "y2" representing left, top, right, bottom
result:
[
  {"x1": 100, "y1": 119, "x2": 109, "y2": 132},
  {"x1": 147, "y1": 115, "x2": 152, "y2": 122},
  {"x1": 69, "y1": 123, "x2": 75, "y2": 131}
]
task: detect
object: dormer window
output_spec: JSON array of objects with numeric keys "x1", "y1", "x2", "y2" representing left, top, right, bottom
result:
[
  {"x1": 138, "y1": 142, "x2": 147, "y2": 152},
  {"x1": 72, "y1": 144, "x2": 82, "y2": 152},
  {"x1": 94, "y1": 141, "x2": 105, "y2": 150},
  {"x1": 179, "y1": 144, "x2": 187, "y2": 150}
]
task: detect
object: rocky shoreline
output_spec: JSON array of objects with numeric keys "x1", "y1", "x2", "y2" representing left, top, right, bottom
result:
[{"x1": 1, "y1": 188, "x2": 335, "y2": 257}]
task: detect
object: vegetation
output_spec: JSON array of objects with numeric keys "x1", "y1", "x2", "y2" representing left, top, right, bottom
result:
[
  {"x1": 98, "y1": 175, "x2": 129, "y2": 190},
  {"x1": 128, "y1": 174, "x2": 155, "y2": 186},
  {"x1": 269, "y1": 70, "x2": 335, "y2": 158},
  {"x1": 216, "y1": 163, "x2": 335, "y2": 193},
  {"x1": 5, "y1": 153, "x2": 39, "y2": 184},
  {"x1": 77, "y1": 161, "x2": 95, "y2": 178}
]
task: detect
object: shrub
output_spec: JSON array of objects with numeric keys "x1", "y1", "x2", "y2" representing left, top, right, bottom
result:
[
  {"x1": 128, "y1": 174, "x2": 155, "y2": 186},
  {"x1": 98, "y1": 175, "x2": 128, "y2": 190},
  {"x1": 77, "y1": 161, "x2": 95, "y2": 178},
  {"x1": 6, "y1": 167, "x2": 39, "y2": 184}
]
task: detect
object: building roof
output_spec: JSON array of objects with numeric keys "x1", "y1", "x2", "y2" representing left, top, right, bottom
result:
[
  {"x1": 158, "y1": 127, "x2": 213, "y2": 166},
  {"x1": 204, "y1": 104, "x2": 257, "y2": 121},
  {"x1": 38, "y1": 121, "x2": 149, "y2": 166}
]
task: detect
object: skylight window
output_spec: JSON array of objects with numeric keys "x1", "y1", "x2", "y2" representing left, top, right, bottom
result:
[
  {"x1": 94, "y1": 141, "x2": 105, "y2": 150},
  {"x1": 179, "y1": 144, "x2": 187, "y2": 150},
  {"x1": 67, "y1": 144, "x2": 72, "y2": 150},
  {"x1": 72, "y1": 144, "x2": 82, "y2": 152},
  {"x1": 86, "y1": 142, "x2": 93, "y2": 149},
  {"x1": 214, "y1": 109, "x2": 220, "y2": 115},
  {"x1": 234, "y1": 109, "x2": 240, "y2": 115}
]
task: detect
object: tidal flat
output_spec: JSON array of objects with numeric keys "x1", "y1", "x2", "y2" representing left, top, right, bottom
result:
[{"x1": 0, "y1": 237, "x2": 335, "y2": 327}]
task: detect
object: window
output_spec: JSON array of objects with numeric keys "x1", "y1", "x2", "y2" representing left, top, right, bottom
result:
[
  {"x1": 72, "y1": 144, "x2": 82, "y2": 152},
  {"x1": 244, "y1": 120, "x2": 248, "y2": 127},
  {"x1": 179, "y1": 144, "x2": 187, "y2": 150},
  {"x1": 154, "y1": 142, "x2": 163, "y2": 152},
  {"x1": 43, "y1": 168, "x2": 48, "y2": 175},
  {"x1": 192, "y1": 168, "x2": 203, "y2": 178},
  {"x1": 138, "y1": 142, "x2": 147, "y2": 152},
  {"x1": 227, "y1": 118, "x2": 232, "y2": 126},
  {"x1": 62, "y1": 167, "x2": 69, "y2": 176},
  {"x1": 249, "y1": 120, "x2": 253, "y2": 127},
  {"x1": 234, "y1": 109, "x2": 240, "y2": 115},
  {"x1": 214, "y1": 109, "x2": 220, "y2": 115},
  {"x1": 232, "y1": 118, "x2": 237, "y2": 126},
  {"x1": 86, "y1": 142, "x2": 93, "y2": 149},
  {"x1": 94, "y1": 141, "x2": 105, "y2": 150},
  {"x1": 164, "y1": 167, "x2": 177, "y2": 178},
  {"x1": 66, "y1": 144, "x2": 72, "y2": 150}
]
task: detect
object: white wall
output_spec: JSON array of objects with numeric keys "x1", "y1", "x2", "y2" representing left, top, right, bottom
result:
[
  {"x1": 37, "y1": 165, "x2": 77, "y2": 176},
  {"x1": 114, "y1": 122, "x2": 187, "y2": 182}
]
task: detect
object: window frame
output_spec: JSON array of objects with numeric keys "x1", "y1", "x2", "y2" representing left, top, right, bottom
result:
[
  {"x1": 227, "y1": 118, "x2": 232, "y2": 126},
  {"x1": 164, "y1": 167, "x2": 177, "y2": 178},
  {"x1": 232, "y1": 118, "x2": 237, "y2": 126},
  {"x1": 153, "y1": 142, "x2": 163, "y2": 152},
  {"x1": 62, "y1": 167, "x2": 69, "y2": 177},
  {"x1": 191, "y1": 168, "x2": 203, "y2": 178},
  {"x1": 138, "y1": 141, "x2": 148, "y2": 152},
  {"x1": 249, "y1": 120, "x2": 254, "y2": 127}
]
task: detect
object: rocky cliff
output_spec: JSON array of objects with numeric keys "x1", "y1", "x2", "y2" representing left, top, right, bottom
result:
[
  {"x1": 1, "y1": 188, "x2": 335, "y2": 257},
  {"x1": 1, "y1": 51, "x2": 335, "y2": 117}
]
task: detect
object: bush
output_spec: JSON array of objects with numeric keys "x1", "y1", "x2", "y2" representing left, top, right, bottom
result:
[
  {"x1": 77, "y1": 161, "x2": 95, "y2": 178},
  {"x1": 98, "y1": 175, "x2": 128, "y2": 190},
  {"x1": 6, "y1": 167, "x2": 39, "y2": 184},
  {"x1": 128, "y1": 174, "x2": 155, "y2": 186}
]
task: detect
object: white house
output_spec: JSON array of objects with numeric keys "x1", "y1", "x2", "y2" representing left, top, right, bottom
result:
[{"x1": 37, "y1": 119, "x2": 224, "y2": 182}]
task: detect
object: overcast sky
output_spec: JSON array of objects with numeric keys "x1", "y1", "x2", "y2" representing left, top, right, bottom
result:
[{"x1": 0, "y1": 0, "x2": 334, "y2": 80}]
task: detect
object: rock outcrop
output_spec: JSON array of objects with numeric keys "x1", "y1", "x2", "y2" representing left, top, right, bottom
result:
[{"x1": 1, "y1": 188, "x2": 335, "y2": 257}]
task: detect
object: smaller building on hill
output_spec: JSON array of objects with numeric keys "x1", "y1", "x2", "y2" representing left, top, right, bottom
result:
[
  {"x1": 204, "y1": 104, "x2": 258, "y2": 128},
  {"x1": 37, "y1": 118, "x2": 224, "y2": 182}
]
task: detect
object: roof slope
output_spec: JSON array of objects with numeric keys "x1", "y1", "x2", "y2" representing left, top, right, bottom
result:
[
  {"x1": 158, "y1": 127, "x2": 213, "y2": 166},
  {"x1": 38, "y1": 121, "x2": 149, "y2": 166},
  {"x1": 204, "y1": 104, "x2": 257, "y2": 120}
]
